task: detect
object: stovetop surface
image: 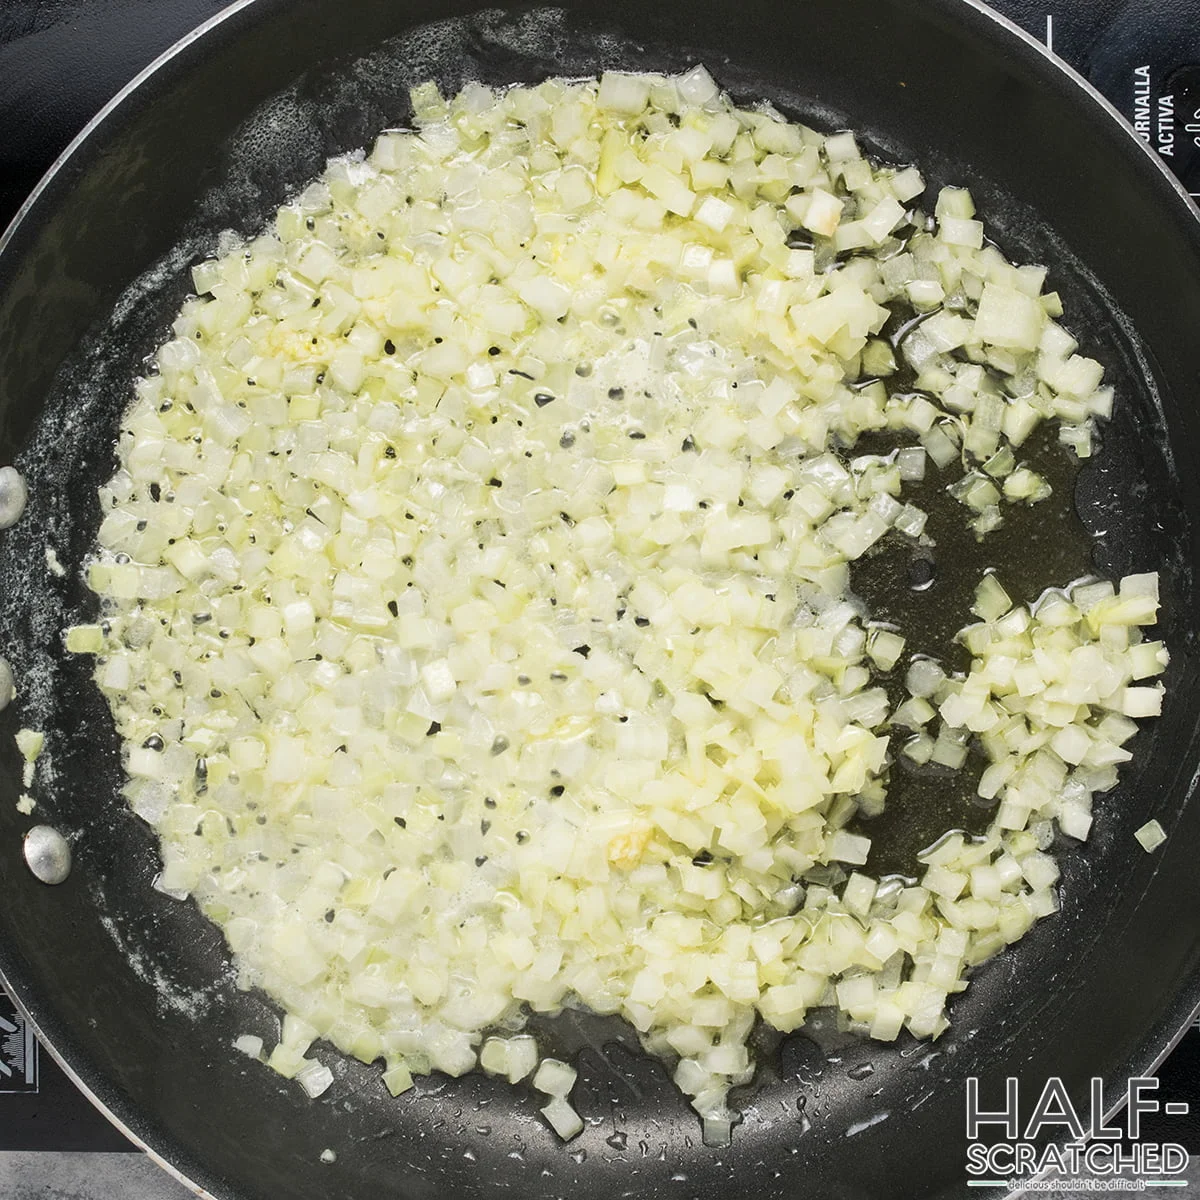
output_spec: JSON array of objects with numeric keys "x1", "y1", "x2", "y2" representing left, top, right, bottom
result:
[{"x1": 0, "y1": 0, "x2": 1199, "y2": 1184}]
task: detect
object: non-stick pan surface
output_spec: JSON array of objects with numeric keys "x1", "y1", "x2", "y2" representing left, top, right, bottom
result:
[{"x1": 0, "y1": 2, "x2": 1198, "y2": 1198}]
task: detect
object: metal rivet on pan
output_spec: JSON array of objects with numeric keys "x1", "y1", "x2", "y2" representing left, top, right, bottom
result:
[
  {"x1": 0, "y1": 466, "x2": 28, "y2": 529},
  {"x1": 23, "y1": 825, "x2": 71, "y2": 885}
]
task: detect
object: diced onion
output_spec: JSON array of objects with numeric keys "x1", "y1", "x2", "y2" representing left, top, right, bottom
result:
[
  {"x1": 540, "y1": 1095, "x2": 584, "y2": 1141},
  {"x1": 234, "y1": 1034, "x2": 264, "y2": 1059},
  {"x1": 64, "y1": 71, "x2": 1165, "y2": 1147},
  {"x1": 532, "y1": 1058, "x2": 577, "y2": 1097},
  {"x1": 1134, "y1": 820, "x2": 1166, "y2": 852},
  {"x1": 296, "y1": 1060, "x2": 335, "y2": 1099}
]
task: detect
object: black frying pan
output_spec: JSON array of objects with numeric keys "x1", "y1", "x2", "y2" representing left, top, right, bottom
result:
[{"x1": 0, "y1": 2, "x2": 1198, "y2": 1198}]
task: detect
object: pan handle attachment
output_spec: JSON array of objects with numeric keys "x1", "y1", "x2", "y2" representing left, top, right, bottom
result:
[{"x1": 24, "y1": 825, "x2": 71, "y2": 885}]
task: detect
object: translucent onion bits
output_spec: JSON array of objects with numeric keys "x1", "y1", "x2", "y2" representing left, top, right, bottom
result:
[{"x1": 68, "y1": 71, "x2": 1167, "y2": 1144}]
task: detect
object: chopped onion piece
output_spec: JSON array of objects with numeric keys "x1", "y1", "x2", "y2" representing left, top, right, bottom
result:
[
  {"x1": 532, "y1": 1058, "x2": 576, "y2": 1097},
  {"x1": 1134, "y1": 820, "x2": 1166, "y2": 852},
  {"x1": 234, "y1": 1034, "x2": 264, "y2": 1059},
  {"x1": 540, "y1": 1095, "x2": 584, "y2": 1141},
  {"x1": 296, "y1": 1061, "x2": 334, "y2": 1099}
]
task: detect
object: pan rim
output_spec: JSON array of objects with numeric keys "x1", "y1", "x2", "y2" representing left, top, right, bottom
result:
[{"x1": 0, "y1": 3, "x2": 1198, "y2": 1199}]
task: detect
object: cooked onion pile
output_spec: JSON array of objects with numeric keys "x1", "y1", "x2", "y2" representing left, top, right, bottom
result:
[{"x1": 67, "y1": 71, "x2": 1167, "y2": 1144}]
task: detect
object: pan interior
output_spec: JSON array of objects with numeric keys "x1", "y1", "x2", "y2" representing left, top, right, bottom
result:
[{"x1": 0, "y1": 4, "x2": 1196, "y2": 1200}]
